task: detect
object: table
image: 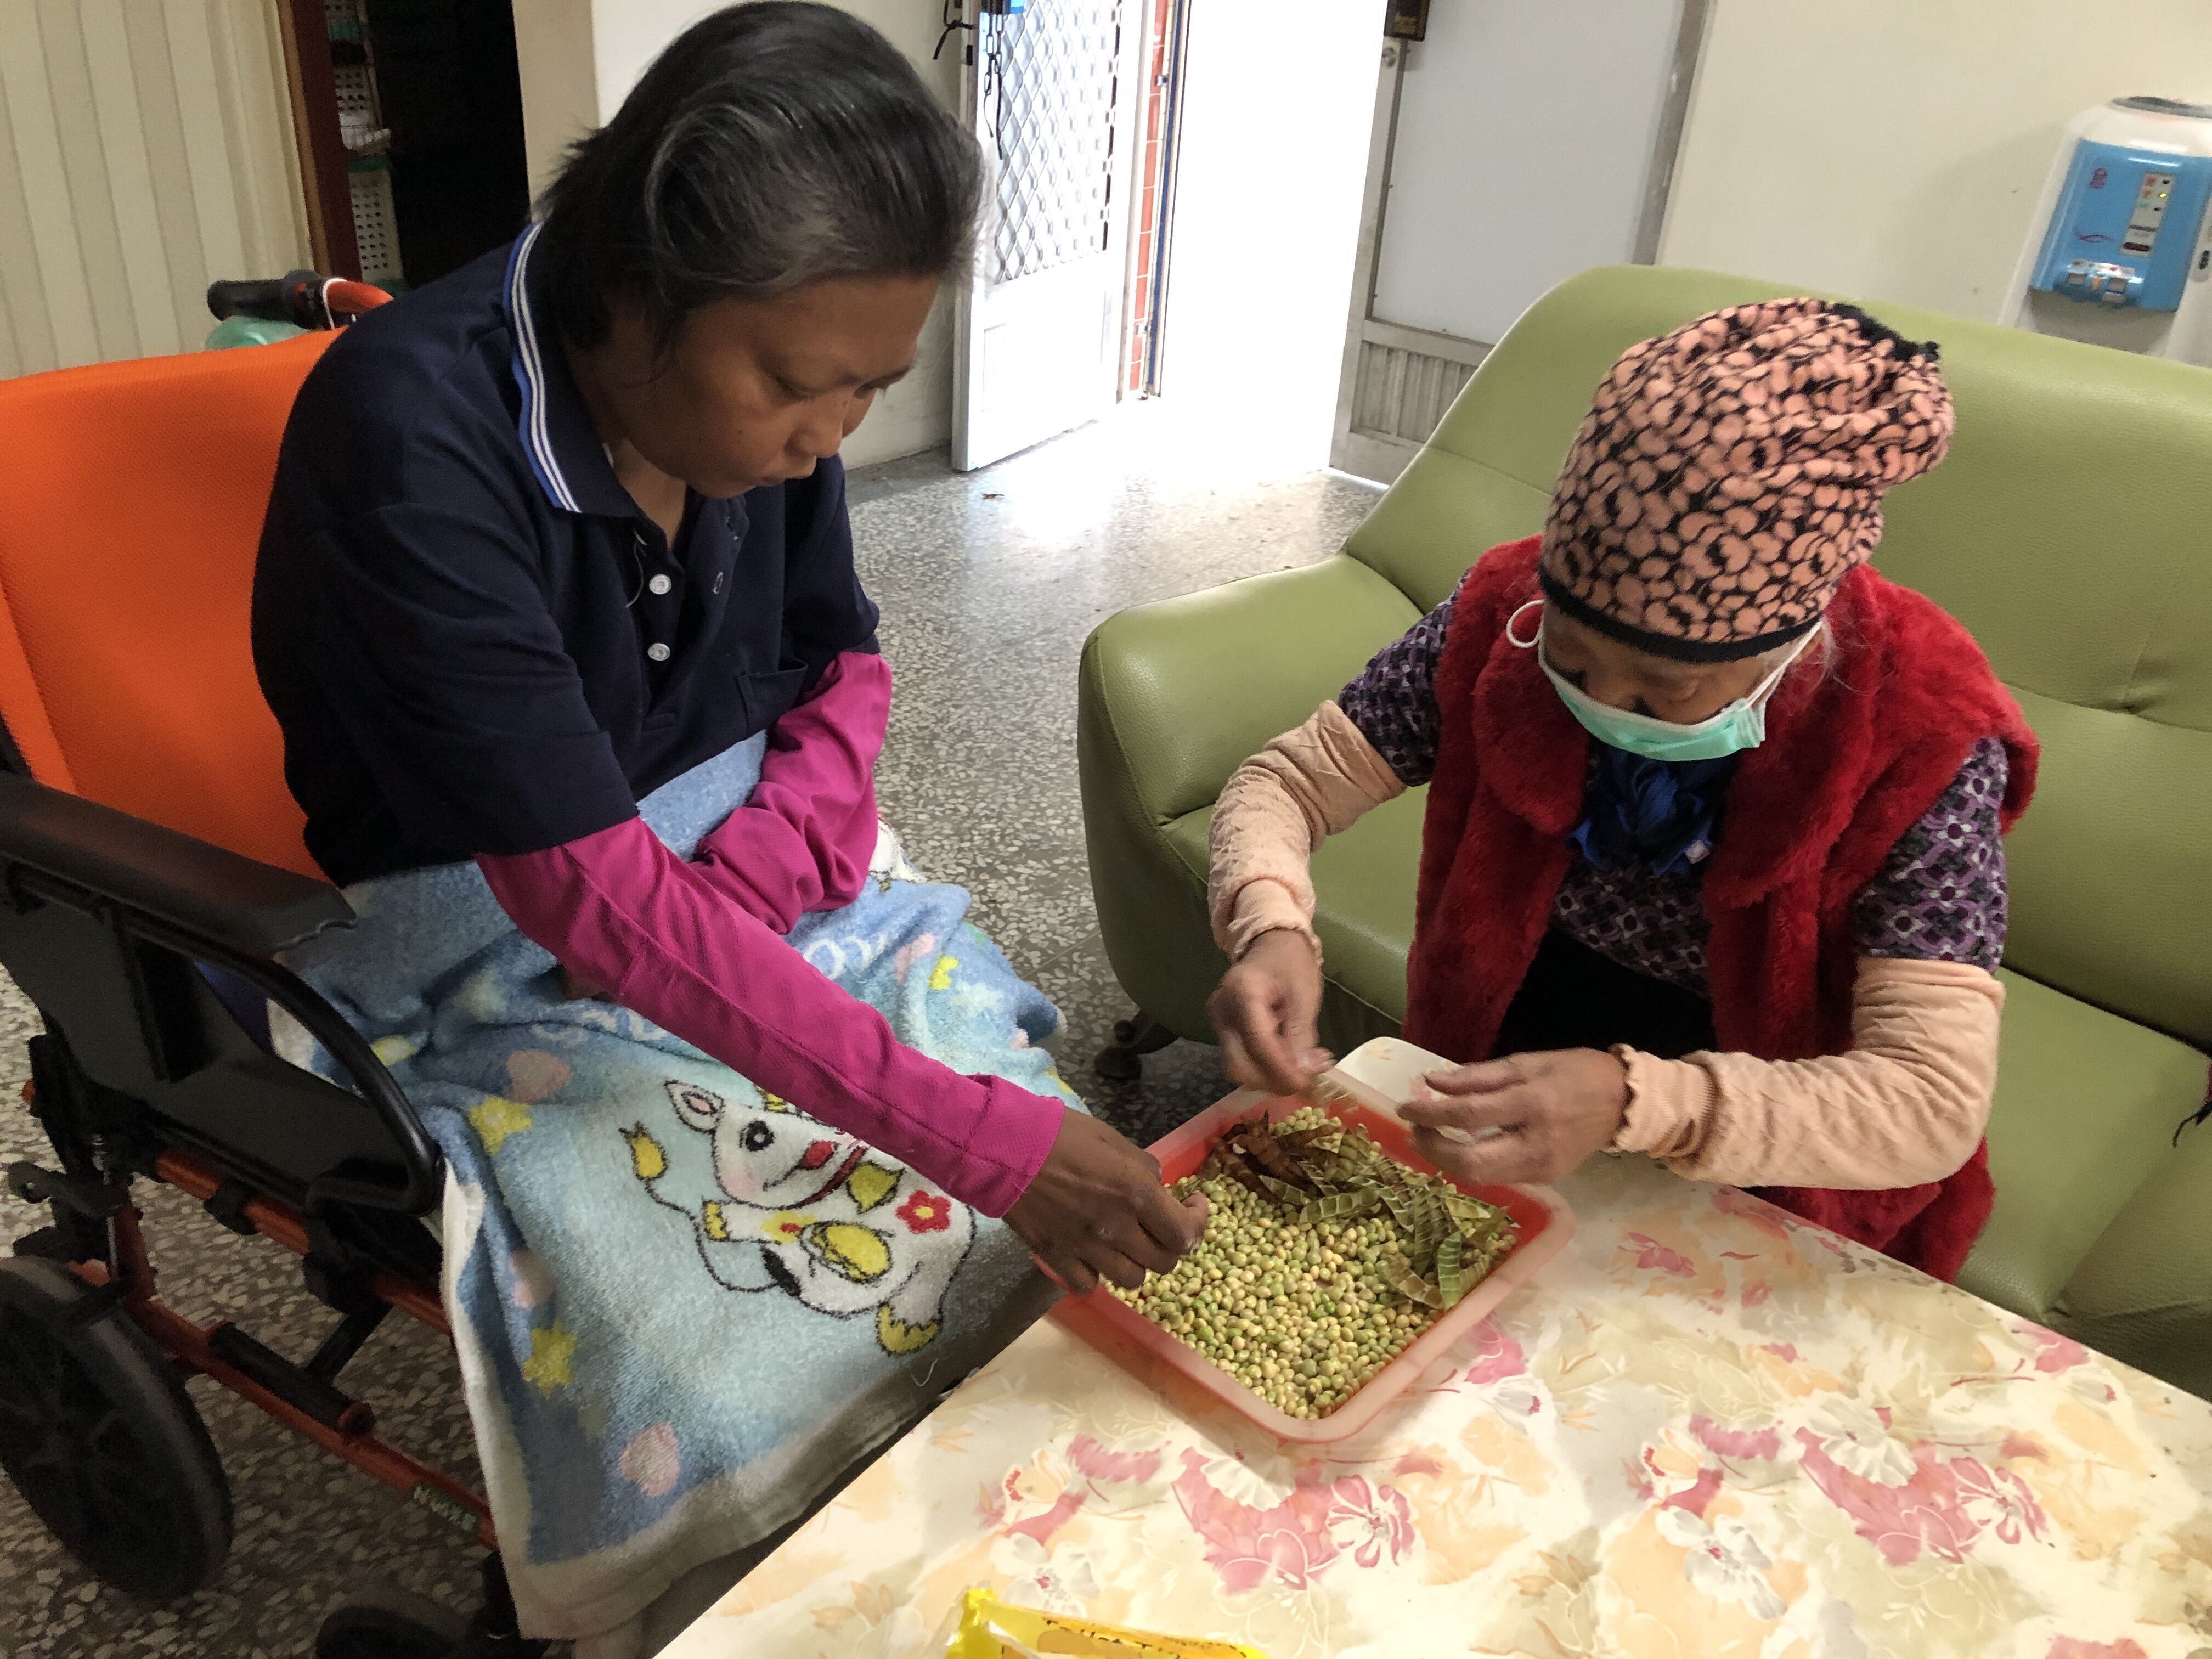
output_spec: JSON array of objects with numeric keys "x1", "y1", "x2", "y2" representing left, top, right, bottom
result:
[{"x1": 664, "y1": 1043, "x2": 2212, "y2": 1659}]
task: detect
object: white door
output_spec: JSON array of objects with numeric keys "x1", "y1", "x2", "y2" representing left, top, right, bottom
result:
[
  {"x1": 953, "y1": 0, "x2": 1144, "y2": 472},
  {"x1": 1331, "y1": 1, "x2": 1708, "y2": 482}
]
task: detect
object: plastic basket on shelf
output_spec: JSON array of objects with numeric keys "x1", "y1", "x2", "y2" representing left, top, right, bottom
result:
[
  {"x1": 348, "y1": 159, "x2": 404, "y2": 289},
  {"x1": 333, "y1": 59, "x2": 389, "y2": 156}
]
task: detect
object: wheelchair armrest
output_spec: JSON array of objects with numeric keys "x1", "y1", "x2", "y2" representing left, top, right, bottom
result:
[
  {"x1": 0, "y1": 772, "x2": 352, "y2": 955},
  {"x1": 0, "y1": 774, "x2": 439, "y2": 1215}
]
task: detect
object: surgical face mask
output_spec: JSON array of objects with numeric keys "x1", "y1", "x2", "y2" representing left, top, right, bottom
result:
[{"x1": 1507, "y1": 600, "x2": 1819, "y2": 764}]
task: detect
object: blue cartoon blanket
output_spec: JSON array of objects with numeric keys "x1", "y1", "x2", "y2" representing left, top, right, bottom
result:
[{"x1": 273, "y1": 736, "x2": 1074, "y2": 1650}]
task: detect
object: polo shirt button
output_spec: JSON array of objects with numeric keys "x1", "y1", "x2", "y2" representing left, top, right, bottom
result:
[
  {"x1": 648, "y1": 574, "x2": 673, "y2": 596},
  {"x1": 647, "y1": 642, "x2": 671, "y2": 663}
]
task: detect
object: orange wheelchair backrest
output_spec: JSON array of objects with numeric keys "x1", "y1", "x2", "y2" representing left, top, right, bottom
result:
[{"x1": 0, "y1": 334, "x2": 336, "y2": 881}]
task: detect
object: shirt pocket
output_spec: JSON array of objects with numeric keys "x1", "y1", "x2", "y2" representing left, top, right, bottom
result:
[{"x1": 736, "y1": 665, "x2": 810, "y2": 733}]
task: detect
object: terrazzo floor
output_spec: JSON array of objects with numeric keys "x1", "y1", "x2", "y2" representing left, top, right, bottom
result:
[{"x1": 0, "y1": 403, "x2": 1381, "y2": 1657}]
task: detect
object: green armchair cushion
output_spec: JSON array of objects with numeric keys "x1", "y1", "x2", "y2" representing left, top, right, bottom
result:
[
  {"x1": 1995, "y1": 689, "x2": 2212, "y2": 1049},
  {"x1": 2052, "y1": 1099, "x2": 2212, "y2": 1402},
  {"x1": 1957, "y1": 970, "x2": 2209, "y2": 1319}
]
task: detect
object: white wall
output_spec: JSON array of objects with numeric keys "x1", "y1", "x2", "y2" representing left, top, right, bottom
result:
[
  {"x1": 1660, "y1": 0, "x2": 2212, "y2": 323},
  {"x1": 511, "y1": 0, "x2": 599, "y2": 195},
  {"x1": 510, "y1": 0, "x2": 960, "y2": 467},
  {"x1": 1161, "y1": 0, "x2": 1385, "y2": 465}
]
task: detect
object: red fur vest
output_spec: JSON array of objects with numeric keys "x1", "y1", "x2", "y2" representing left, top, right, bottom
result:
[{"x1": 1403, "y1": 537, "x2": 2038, "y2": 1281}]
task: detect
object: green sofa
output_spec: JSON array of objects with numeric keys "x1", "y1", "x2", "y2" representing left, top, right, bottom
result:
[{"x1": 1077, "y1": 264, "x2": 2212, "y2": 1398}]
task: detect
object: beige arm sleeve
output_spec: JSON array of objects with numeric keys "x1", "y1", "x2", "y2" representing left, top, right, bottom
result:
[
  {"x1": 1609, "y1": 957, "x2": 2004, "y2": 1190},
  {"x1": 1207, "y1": 701, "x2": 1406, "y2": 963}
]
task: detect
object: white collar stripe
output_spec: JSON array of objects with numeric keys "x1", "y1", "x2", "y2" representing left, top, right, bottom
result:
[{"x1": 505, "y1": 223, "x2": 581, "y2": 514}]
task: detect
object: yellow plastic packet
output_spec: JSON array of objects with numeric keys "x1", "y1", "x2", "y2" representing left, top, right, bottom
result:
[{"x1": 938, "y1": 1585, "x2": 1270, "y2": 1658}]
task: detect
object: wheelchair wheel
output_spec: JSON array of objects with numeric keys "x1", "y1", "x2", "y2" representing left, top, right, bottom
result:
[
  {"x1": 0, "y1": 1257, "x2": 232, "y2": 1599},
  {"x1": 314, "y1": 1589, "x2": 470, "y2": 1659}
]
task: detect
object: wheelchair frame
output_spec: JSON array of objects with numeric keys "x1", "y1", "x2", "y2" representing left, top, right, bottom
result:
[{"x1": 0, "y1": 742, "x2": 528, "y2": 1647}]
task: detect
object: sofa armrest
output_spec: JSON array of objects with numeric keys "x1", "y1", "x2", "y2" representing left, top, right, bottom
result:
[
  {"x1": 1077, "y1": 555, "x2": 1423, "y2": 1041},
  {"x1": 1079, "y1": 554, "x2": 1423, "y2": 829},
  {"x1": 2052, "y1": 1104, "x2": 2212, "y2": 1401},
  {"x1": 0, "y1": 772, "x2": 351, "y2": 955}
]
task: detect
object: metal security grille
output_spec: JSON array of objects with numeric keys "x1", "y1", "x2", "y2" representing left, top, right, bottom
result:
[{"x1": 984, "y1": 0, "x2": 1127, "y2": 284}]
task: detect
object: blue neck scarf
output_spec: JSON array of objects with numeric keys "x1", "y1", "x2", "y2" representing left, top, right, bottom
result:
[{"x1": 1567, "y1": 745, "x2": 1736, "y2": 876}]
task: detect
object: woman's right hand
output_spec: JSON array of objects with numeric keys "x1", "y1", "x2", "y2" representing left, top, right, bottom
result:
[
  {"x1": 1006, "y1": 1109, "x2": 1210, "y2": 1294},
  {"x1": 1207, "y1": 929, "x2": 1329, "y2": 1096}
]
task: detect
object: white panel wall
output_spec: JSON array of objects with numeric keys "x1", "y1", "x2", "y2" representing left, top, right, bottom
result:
[
  {"x1": 1659, "y1": 0, "x2": 2212, "y2": 321},
  {"x1": 1372, "y1": 0, "x2": 1684, "y2": 346},
  {"x1": 0, "y1": 0, "x2": 311, "y2": 376}
]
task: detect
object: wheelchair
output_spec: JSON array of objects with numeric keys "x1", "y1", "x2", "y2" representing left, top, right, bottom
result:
[{"x1": 0, "y1": 274, "x2": 544, "y2": 1657}]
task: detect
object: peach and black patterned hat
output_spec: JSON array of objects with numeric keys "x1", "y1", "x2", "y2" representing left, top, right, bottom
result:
[{"x1": 1539, "y1": 298, "x2": 1954, "y2": 663}]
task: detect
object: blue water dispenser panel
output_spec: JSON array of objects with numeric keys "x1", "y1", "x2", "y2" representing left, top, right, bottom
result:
[{"x1": 2029, "y1": 141, "x2": 2212, "y2": 309}]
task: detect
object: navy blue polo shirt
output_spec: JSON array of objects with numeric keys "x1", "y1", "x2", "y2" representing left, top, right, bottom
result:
[{"x1": 252, "y1": 225, "x2": 879, "y2": 887}]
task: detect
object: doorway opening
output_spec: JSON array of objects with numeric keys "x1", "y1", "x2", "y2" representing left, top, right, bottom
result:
[
  {"x1": 952, "y1": 0, "x2": 1387, "y2": 476},
  {"x1": 1133, "y1": 0, "x2": 1386, "y2": 469}
]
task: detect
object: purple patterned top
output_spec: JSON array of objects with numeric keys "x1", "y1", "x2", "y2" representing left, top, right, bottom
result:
[
  {"x1": 1339, "y1": 599, "x2": 1457, "y2": 787},
  {"x1": 1338, "y1": 597, "x2": 2010, "y2": 988}
]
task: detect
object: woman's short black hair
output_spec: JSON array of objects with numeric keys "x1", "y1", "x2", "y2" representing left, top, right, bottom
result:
[{"x1": 535, "y1": 2, "x2": 981, "y2": 349}]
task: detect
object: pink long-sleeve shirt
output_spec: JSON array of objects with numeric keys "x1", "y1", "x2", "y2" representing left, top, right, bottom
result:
[{"x1": 476, "y1": 653, "x2": 1062, "y2": 1216}]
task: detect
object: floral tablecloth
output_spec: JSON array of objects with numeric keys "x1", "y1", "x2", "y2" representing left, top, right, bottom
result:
[{"x1": 665, "y1": 1153, "x2": 2212, "y2": 1659}]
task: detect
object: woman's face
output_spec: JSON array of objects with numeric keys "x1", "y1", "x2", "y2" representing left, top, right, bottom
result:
[
  {"x1": 1541, "y1": 605, "x2": 1782, "y2": 724},
  {"x1": 574, "y1": 273, "x2": 940, "y2": 498}
]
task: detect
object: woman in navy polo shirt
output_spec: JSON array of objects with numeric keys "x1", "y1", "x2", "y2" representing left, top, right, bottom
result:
[{"x1": 252, "y1": 2, "x2": 1202, "y2": 1295}]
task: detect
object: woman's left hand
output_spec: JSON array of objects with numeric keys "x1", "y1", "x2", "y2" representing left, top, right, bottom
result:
[{"x1": 1397, "y1": 1049, "x2": 1629, "y2": 1186}]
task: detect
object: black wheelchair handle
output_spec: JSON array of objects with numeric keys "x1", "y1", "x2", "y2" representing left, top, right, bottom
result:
[
  {"x1": 206, "y1": 272, "x2": 325, "y2": 327},
  {"x1": 207, "y1": 272, "x2": 393, "y2": 332}
]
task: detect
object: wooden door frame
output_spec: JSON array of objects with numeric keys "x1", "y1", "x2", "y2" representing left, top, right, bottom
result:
[
  {"x1": 1118, "y1": 0, "x2": 1194, "y2": 398},
  {"x1": 276, "y1": 0, "x2": 360, "y2": 279}
]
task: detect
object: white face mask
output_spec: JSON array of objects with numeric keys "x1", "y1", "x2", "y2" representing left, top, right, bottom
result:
[{"x1": 1507, "y1": 600, "x2": 1820, "y2": 763}]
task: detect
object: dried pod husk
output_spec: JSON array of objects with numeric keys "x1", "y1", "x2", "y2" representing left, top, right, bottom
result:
[{"x1": 1230, "y1": 1124, "x2": 1318, "y2": 1192}]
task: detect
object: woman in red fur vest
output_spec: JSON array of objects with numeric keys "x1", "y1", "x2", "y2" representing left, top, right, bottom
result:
[{"x1": 1206, "y1": 299, "x2": 2035, "y2": 1282}]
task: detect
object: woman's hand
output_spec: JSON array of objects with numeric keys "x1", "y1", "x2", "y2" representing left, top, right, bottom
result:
[
  {"x1": 1207, "y1": 929, "x2": 1329, "y2": 1096},
  {"x1": 1005, "y1": 1109, "x2": 1210, "y2": 1295},
  {"x1": 1397, "y1": 1049, "x2": 1628, "y2": 1186}
]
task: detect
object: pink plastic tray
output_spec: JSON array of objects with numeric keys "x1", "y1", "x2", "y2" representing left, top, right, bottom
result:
[{"x1": 1049, "y1": 1071, "x2": 1575, "y2": 1444}]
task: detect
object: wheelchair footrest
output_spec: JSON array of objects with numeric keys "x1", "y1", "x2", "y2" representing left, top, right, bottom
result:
[{"x1": 207, "y1": 1321, "x2": 374, "y2": 1435}]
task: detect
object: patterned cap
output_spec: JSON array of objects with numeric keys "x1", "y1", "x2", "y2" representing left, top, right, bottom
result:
[{"x1": 1539, "y1": 298, "x2": 1954, "y2": 663}]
